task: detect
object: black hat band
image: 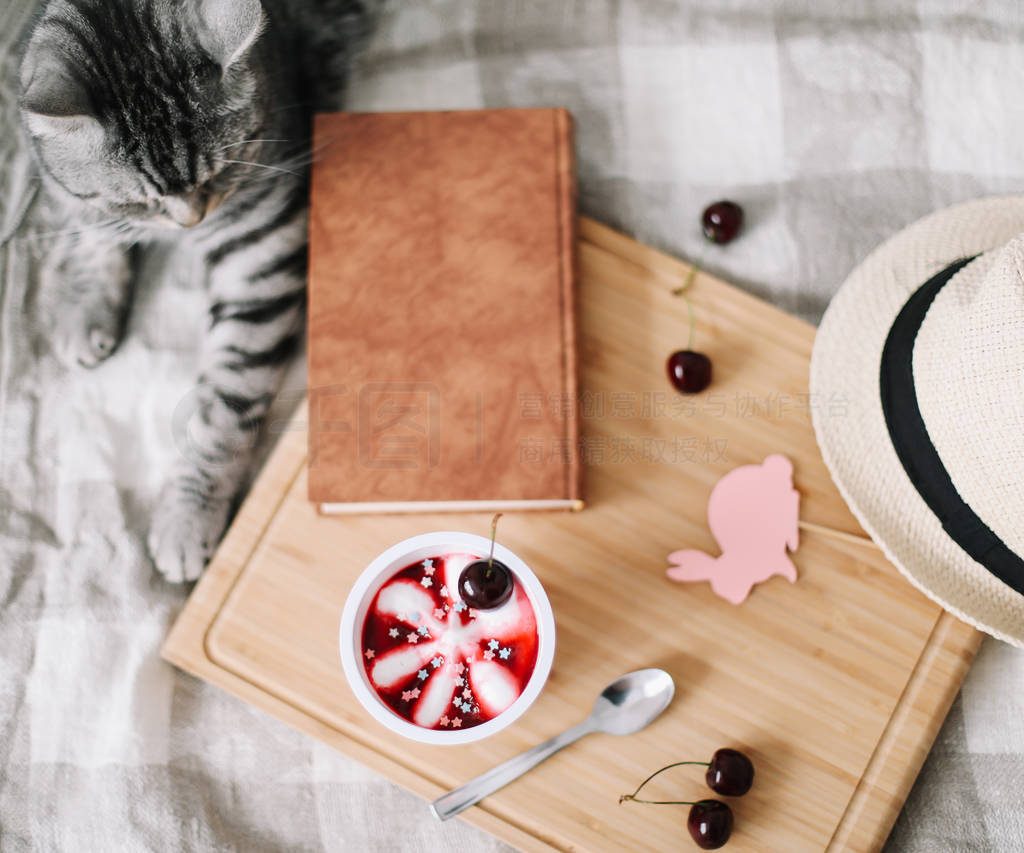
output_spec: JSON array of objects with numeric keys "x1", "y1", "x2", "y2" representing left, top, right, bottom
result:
[{"x1": 879, "y1": 255, "x2": 1024, "y2": 596}]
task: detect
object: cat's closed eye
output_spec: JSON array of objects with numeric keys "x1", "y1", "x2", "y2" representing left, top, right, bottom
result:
[{"x1": 113, "y1": 201, "x2": 154, "y2": 217}]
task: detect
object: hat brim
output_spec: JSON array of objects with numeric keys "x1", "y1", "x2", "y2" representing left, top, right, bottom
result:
[{"x1": 810, "y1": 196, "x2": 1024, "y2": 647}]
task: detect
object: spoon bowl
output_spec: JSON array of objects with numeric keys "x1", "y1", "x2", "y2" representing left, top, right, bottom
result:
[{"x1": 590, "y1": 668, "x2": 676, "y2": 736}]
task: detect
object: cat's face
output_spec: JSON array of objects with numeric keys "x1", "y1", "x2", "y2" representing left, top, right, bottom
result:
[{"x1": 19, "y1": 0, "x2": 268, "y2": 229}]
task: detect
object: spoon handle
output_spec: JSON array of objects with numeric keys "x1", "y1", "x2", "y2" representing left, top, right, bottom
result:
[{"x1": 430, "y1": 720, "x2": 594, "y2": 821}]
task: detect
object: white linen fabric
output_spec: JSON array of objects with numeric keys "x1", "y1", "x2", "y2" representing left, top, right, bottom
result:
[{"x1": 2, "y1": 1, "x2": 1024, "y2": 850}]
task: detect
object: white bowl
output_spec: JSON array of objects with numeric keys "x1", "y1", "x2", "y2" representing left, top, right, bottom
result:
[{"x1": 339, "y1": 531, "x2": 556, "y2": 745}]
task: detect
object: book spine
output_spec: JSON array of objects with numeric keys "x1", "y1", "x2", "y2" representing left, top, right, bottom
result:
[{"x1": 554, "y1": 108, "x2": 583, "y2": 504}]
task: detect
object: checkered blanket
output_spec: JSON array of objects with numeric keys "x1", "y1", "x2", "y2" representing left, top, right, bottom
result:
[{"x1": 3, "y1": 1, "x2": 1024, "y2": 850}]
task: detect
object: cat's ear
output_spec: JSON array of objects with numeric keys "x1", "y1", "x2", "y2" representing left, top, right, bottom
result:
[
  {"x1": 19, "y1": 53, "x2": 101, "y2": 141},
  {"x1": 198, "y1": 0, "x2": 265, "y2": 68}
]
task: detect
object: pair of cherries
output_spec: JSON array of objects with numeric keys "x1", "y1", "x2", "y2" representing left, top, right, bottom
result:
[
  {"x1": 667, "y1": 200, "x2": 744, "y2": 395},
  {"x1": 620, "y1": 747, "x2": 754, "y2": 849}
]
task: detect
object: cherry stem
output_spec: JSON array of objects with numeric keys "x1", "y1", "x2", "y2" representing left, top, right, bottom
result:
[
  {"x1": 619, "y1": 796, "x2": 701, "y2": 806},
  {"x1": 487, "y1": 513, "x2": 503, "y2": 569},
  {"x1": 671, "y1": 262, "x2": 701, "y2": 350},
  {"x1": 618, "y1": 761, "x2": 711, "y2": 806}
]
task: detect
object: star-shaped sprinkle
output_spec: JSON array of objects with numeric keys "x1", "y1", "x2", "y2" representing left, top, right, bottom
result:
[
  {"x1": 417, "y1": 625, "x2": 429, "y2": 636},
  {"x1": 433, "y1": 608, "x2": 446, "y2": 620},
  {"x1": 451, "y1": 718, "x2": 462, "y2": 728},
  {"x1": 440, "y1": 715, "x2": 450, "y2": 727},
  {"x1": 453, "y1": 601, "x2": 466, "y2": 613},
  {"x1": 396, "y1": 612, "x2": 406, "y2": 622},
  {"x1": 488, "y1": 639, "x2": 499, "y2": 650},
  {"x1": 439, "y1": 585, "x2": 448, "y2": 598},
  {"x1": 454, "y1": 696, "x2": 463, "y2": 707},
  {"x1": 420, "y1": 577, "x2": 433, "y2": 588},
  {"x1": 462, "y1": 688, "x2": 472, "y2": 700},
  {"x1": 401, "y1": 690, "x2": 415, "y2": 702},
  {"x1": 417, "y1": 669, "x2": 428, "y2": 680},
  {"x1": 483, "y1": 650, "x2": 494, "y2": 661},
  {"x1": 388, "y1": 628, "x2": 400, "y2": 638},
  {"x1": 461, "y1": 702, "x2": 472, "y2": 712},
  {"x1": 409, "y1": 687, "x2": 421, "y2": 699},
  {"x1": 499, "y1": 648, "x2": 511, "y2": 660},
  {"x1": 422, "y1": 558, "x2": 434, "y2": 569},
  {"x1": 454, "y1": 677, "x2": 464, "y2": 687},
  {"x1": 407, "y1": 632, "x2": 419, "y2": 644},
  {"x1": 364, "y1": 649, "x2": 375, "y2": 660},
  {"x1": 454, "y1": 662, "x2": 465, "y2": 675},
  {"x1": 431, "y1": 656, "x2": 443, "y2": 668},
  {"x1": 409, "y1": 611, "x2": 420, "y2": 623}
]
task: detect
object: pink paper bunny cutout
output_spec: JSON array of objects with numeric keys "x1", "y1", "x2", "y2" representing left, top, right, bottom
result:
[{"x1": 667, "y1": 454, "x2": 799, "y2": 604}]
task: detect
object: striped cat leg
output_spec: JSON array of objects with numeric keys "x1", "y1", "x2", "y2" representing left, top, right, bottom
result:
[
  {"x1": 148, "y1": 189, "x2": 307, "y2": 582},
  {"x1": 45, "y1": 235, "x2": 136, "y2": 368}
]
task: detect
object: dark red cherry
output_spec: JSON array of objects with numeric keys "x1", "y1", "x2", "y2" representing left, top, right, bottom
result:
[
  {"x1": 701, "y1": 201, "x2": 744, "y2": 244},
  {"x1": 687, "y1": 800, "x2": 733, "y2": 849},
  {"x1": 458, "y1": 559, "x2": 513, "y2": 609},
  {"x1": 667, "y1": 350, "x2": 712, "y2": 394},
  {"x1": 705, "y1": 748, "x2": 754, "y2": 797}
]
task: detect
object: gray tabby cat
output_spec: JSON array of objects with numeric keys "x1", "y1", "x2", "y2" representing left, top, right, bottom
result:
[{"x1": 18, "y1": 0, "x2": 370, "y2": 581}]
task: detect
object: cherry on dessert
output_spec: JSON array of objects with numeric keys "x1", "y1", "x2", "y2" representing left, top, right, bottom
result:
[
  {"x1": 460, "y1": 512, "x2": 513, "y2": 610},
  {"x1": 701, "y1": 201, "x2": 743, "y2": 244},
  {"x1": 687, "y1": 800, "x2": 733, "y2": 849},
  {"x1": 705, "y1": 748, "x2": 754, "y2": 797},
  {"x1": 458, "y1": 559, "x2": 514, "y2": 610},
  {"x1": 667, "y1": 349, "x2": 712, "y2": 394}
]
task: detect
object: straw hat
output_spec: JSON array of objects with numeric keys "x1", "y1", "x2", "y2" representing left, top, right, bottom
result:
[{"x1": 810, "y1": 197, "x2": 1024, "y2": 646}]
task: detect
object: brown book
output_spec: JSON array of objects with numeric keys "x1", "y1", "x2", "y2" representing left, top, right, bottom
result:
[{"x1": 307, "y1": 109, "x2": 582, "y2": 514}]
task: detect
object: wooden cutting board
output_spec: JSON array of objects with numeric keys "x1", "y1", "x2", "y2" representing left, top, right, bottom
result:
[{"x1": 162, "y1": 217, "x2": 982, "y2": 853}]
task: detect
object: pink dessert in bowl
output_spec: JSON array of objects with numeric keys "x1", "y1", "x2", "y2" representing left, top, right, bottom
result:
[{"x1": 339, "y1": 532, "x2": 555, "y2": 745}]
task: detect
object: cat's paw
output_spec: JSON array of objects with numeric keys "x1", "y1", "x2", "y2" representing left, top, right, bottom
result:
[
  {"x1": 148, "y1": 483, "x2": 231, "y2": 583},
  {"x1": 53, "y1": 302, "x2": 126, "y2": 369}
]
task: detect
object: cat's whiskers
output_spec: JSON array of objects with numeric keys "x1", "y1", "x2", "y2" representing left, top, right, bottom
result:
[
  {"x1": 215, "y1": 138, "x2": 290, "y2": 151},
  {"x1": 278, "y1": 137, "x2": 334, "y2": 170},
  {"x1": 222, "y1": 159, "x2": 302, "y2": 178},
  {"x1": 220, "y1": 139, "x2": 335, "y2": 189}
]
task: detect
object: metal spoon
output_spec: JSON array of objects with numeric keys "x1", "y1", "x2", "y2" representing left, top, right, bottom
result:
[{"x1": 430, "y1": 668, "x2": 675, "y2": 821}]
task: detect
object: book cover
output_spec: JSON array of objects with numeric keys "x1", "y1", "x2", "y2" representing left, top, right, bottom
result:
[{"x1": 307, "y1": 109, "x2": 582, "y2": 513}]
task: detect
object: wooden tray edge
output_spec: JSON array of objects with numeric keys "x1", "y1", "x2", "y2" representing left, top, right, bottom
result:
[
  {"x1": 827, "y1": 610, "x2": 982, "y2": 851},
  {"x1": 576, "y1": 217, "x2": 816, "y2": 339}
]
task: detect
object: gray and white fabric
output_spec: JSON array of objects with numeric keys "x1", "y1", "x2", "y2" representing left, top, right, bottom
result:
[{"x1": 2, "y1": 1, "x2": 1024, "y2": 850}]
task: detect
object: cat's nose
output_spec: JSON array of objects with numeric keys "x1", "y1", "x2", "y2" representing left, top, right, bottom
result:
[{"x1": 163, "y1": 189, "x2": 208, "y2": 228}]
